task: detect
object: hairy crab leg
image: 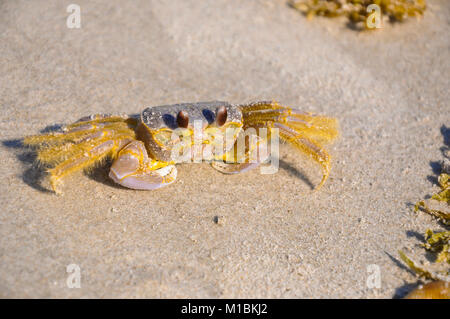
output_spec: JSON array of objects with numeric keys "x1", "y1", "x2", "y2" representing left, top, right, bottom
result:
[
  {"x1": 48, "y1": 136, "x2": 133, "y2": 192},
  {"x1": 27, "y1": 120, "x2": 136, "y2": 166},
  {"x1": 109, "y1": 140, "x2": 177, "y2": 190},
  {"x1": 240, "y1": 101, "x2": 338, "y2": 144},
  {"x1": 275, "y1": 122, "x2": 331, "y2": 189},
  {"x1": 239, "y1": 101, "x2": 337, "y2": 188},
  {"x1": 24, "y1": 115, "x2": 139, "y2": 192},
  {"x1": 66, "y1": 113, "x2": 134, "y2": 129},
  {"x1": 37, "y1": 132, "x2": 135, "y2": 165},
  {"x1": 24, "y1": 118, "x2": 138, "y2": 147},
  {"x1": 34, "y1": 124, "x2": 136, "y2": 164}
]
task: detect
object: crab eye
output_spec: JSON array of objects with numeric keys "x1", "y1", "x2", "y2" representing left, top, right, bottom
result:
[
  {"x1": 177, "y1": 110, "x2": 189, "y2": 128},
  {"x1": 162, "y1": 114, "x2": 177, "y2": 129},
  {"x1": 216, "y1": 106, "x2": 227, "y2": 126},
  {"x1": 202, "y1": 109, "x2": 215, "y2": 124}
]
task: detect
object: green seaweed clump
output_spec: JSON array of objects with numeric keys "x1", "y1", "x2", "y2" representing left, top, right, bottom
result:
[{"x1": 289, "y1": 0, "x2": 427, "y2": 29}]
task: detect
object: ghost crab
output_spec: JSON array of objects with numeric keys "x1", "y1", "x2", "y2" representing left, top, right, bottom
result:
[{"x1": 24, "y1": 101, "x2": 338, "y2": 193}]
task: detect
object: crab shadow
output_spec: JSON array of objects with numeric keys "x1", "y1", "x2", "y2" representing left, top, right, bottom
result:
[
  {"x1": 2, "y1": 138, "x2": 52, "y2": 193},
  {"x1": 3, "y1": 139, "x2": 316, "y2": 193},
  {"x1": 278, "y1": 159, "x2": 315, "y2": 189},
  {"x1": 84, "y1": 159, "x2": 128, "y2": 190},
  {"x1": 5, "y1": 124, "x2": 66, "y2": 193},
  {"x1": 90, "y1": 158, "x2": 317, "y2": 190}
]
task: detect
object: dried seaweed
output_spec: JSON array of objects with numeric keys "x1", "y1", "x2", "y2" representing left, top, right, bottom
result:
[
  {"x1": 423, "y1": 229, "x2": 449, "y2": 264},
  {"x1": 399, "y1": 228, "x2": 449, "y2": 282},
  {"x1": 399, "y1": 251, "x2": 435, "y2": 280},
  {"x1": 431, "y1": 173, "x2": 450, "y2": 204},
  {"x1": 289, "y1": 0, "x2": 427, "y2": 29},
  {"x1": 415, "y1": 173, "x2": 450, "y2": 226},
  {"x1": 399, "y1": 157, "x2": 449, "y2": 284}
]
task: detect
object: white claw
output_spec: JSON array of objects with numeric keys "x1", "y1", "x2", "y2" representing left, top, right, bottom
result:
[{"x1": 109, "y1": 141, "x2": 177, "y2": 190}]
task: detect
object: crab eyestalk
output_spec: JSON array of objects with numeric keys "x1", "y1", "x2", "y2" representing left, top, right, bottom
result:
[{"x1": 216, "y1": 105, "x2": 228, "y2": 126}]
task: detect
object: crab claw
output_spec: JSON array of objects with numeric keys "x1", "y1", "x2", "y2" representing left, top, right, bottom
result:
[{"x1": 109, "y1": 141, "x2": 177, "y2": 190}]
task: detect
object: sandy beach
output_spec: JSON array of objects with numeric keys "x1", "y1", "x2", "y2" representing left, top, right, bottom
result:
[{"x1": 0, "y1": 0, "x2": 449, "y2": 298}]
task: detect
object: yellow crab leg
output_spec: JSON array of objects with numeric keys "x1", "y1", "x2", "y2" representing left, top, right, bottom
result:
[
  {"x1": 241, "y1": 101, "x2": 339, "y2": 144},
  {"x1": 24, "y1": 119, "x2": 137, "y2": 147},
  {"x1": 275, "y1": 122, "x2": 331, "y2": 189},
  {"x1": 65, "y1": 113, "x2": 134, "y2": 129},
  {"x1": 24, "y1": 115, "x2": 139, "y2": 192},
  {"x1": 239, "y1": 101, "x2": 337, "y2": 188},
  {"x1": 48, "y1": 137, "x2": 133, "y2": 192},
  {"x1": 35, "y1": 128, "x2": 135, "y2": 165}
]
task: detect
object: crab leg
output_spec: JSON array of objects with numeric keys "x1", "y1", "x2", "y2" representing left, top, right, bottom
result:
[
  {"x1": 211, "y1": 131, "x2": 269, "y2": 174},
  {"x1": 35, "y1": 130, "x2": 134, "y2": 165},
  {"x1": 240, "y1": 101, "x2": 338, "y2": 144},
  {"x1": 275, "y1": 123, "x2": 331, "y2": 189},
  {"x1": 47, "y1": 136, "x2": 133, "y2": 192},
  {"x1": 25, "y1": 118, "x2": 137, "y2": 145},
  {"x1": 24, "y1": 115, "x2": 138, "y2": 192},
  {"x1": 239, "y1": 101, "x2": 337, "y2": 188},
  {"x1": 109, "y1": 140, "x2": 177, "y2": 190}
]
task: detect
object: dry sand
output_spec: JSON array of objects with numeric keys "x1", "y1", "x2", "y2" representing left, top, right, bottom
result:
[{"x1": 0, "y1": 0, "x2": 449, "y2": 298}]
